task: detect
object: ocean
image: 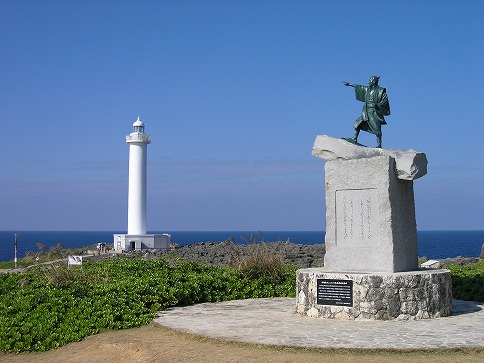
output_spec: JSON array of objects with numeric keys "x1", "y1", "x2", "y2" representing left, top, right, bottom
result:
[{"x1": 0, "y1": 230, "x2": 483, "y2": 262}]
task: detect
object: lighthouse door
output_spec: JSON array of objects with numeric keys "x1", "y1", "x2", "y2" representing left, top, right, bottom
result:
[{"x1": 130, "y1": 241, "x2": 136, "y2": 251}]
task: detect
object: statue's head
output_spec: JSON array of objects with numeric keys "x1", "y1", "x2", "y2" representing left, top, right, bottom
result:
[{"x1": 369, "y1": 76, "x2": 380, "y2": 86}]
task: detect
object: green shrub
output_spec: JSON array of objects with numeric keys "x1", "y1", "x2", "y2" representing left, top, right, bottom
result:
[
  {"x1": 0, "y1": 257, "x2": 296, "y2": 353},
  {"x1": 448, "y1": 260, "x2": 484, "y2": 302}
]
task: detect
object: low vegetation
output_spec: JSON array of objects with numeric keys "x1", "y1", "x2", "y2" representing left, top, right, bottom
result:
[
  {"x1": 0, "y1": 243, "x2": 96, "y2": 269},
  {"x1": 0, "y1": 240, "x2": 482, "y2": 354},
  {"x1": 231, "y1": 232, "x2": 286, "y2": 283},
  {"x1": 447, "y1": 260, "x2": 484, "y2": 302},
  {"x1": 0, "y1": 258, "x2": 297, "y2": 353}
]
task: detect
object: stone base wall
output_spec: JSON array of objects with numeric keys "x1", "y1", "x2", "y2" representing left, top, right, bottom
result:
[{"x1": 296, "y1": 268, "x2": 452, "y2": 320}]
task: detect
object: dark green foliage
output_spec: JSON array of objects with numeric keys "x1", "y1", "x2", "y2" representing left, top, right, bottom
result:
[
  {"x1": 0, "y1": 258, "x2": 297, "y2": 353},
  {"x1": 448, "y1": 261, "x2": 484, "y2": 302}
]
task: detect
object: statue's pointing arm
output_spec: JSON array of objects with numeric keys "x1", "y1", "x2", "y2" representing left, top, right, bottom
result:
[{"x1": 343, "y1": 81, "x2": 357, "y2": 88}]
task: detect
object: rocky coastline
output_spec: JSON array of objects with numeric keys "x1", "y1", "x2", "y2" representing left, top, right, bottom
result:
[
  {"x1": 2, "y1": 240, "x2": 481, "y2": 274},
  {"x1": 145, "y1": 241, "x2": 326, "y2": 268},
  {"x1": 126, "y1": 240, "x2": 480, "y2": 269}
]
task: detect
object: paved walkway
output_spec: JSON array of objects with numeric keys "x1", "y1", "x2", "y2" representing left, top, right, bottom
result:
[{"x1": 154, "y1": 298, "x2": 484, "y2": 349}]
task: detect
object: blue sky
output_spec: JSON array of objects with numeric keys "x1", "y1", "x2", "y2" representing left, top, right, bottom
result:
[{"x1": 1, "y1": 0, "x2": 483, "y2": 231}]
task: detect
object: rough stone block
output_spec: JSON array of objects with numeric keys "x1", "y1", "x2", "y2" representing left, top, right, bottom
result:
[{"x1": 312, "y1": 135, "x2": 427, "y2": 180}]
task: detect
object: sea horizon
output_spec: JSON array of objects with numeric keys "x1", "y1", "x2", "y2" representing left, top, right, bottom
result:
[{"x1": 1, "y1": 230, "x2": 483, "y2": 262}]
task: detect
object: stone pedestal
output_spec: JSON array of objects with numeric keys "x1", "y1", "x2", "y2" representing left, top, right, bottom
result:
[
  {"x1": 296, "y1": 269, "x2": 452, "y2": 320},
  {"x1": 325, "y1": 155, "x2": 418, "y2": 273},
  {"x1": 296, "y1": 135, "x2": 452, "y2": 320}
]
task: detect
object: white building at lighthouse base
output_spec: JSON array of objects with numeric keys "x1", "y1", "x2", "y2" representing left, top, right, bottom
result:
[{"x1": 113, "y1": 233, "x2": 170, "y2": 252}]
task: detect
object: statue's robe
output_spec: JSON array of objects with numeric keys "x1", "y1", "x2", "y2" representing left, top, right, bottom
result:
[{"x1": 353, "y1": 85, "x2": 390, "y2": 136}]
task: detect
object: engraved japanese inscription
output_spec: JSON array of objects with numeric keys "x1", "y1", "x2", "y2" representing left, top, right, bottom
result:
[{"x1": 335, "y1": 189, "x2": 379, "y2": 246}]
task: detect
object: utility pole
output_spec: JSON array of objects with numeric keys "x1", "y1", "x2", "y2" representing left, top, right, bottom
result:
[{"x1": 14, "y1": 233, "x2": 18, "y2": 269}]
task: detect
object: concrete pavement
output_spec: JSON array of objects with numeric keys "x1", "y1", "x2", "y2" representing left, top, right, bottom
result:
[{"x1": 154, "y1": 298, "x2": 484, "y2": 349}]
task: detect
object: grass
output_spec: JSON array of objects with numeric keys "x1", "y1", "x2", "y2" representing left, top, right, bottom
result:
[
  {"x1": 0, "y1": 243, "x2": 110, "y2": 269},
  {"x1": 229, "y1": 232, "x2": 287, "y2": 283}
]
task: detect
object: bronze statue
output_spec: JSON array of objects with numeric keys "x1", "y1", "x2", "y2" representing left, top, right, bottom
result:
[{"x1": 343, "y1": 76, "x2": 390, "y2": 148}]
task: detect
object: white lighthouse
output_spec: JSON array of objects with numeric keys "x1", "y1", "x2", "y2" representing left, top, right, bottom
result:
[
  {"x1": 127, "y1": 117, "x2": 150, "y2": 235},
  {"x1": 114, "y1": 117, "x2": 170, "y2": 251}
]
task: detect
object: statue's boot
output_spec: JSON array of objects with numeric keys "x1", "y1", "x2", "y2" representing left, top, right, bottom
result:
[
  {"x1": 376, "y1": 136, "x2": 382, "y2": 148},
  {"x1": 348, "y1": 130, "x2": 360, "y2": 144}
]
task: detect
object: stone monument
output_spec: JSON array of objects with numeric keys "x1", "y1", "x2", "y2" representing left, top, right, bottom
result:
[{"x1": 296, "y1": 135, "x2": 452, "y2": 320}]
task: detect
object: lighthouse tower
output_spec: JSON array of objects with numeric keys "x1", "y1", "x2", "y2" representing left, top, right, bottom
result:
[
  {"x1": 127, "y1": 117, "x2": 150, "y2": 235},
  {"x1": 114, "y1": 117, "x2": 170, "y2": 252}
]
